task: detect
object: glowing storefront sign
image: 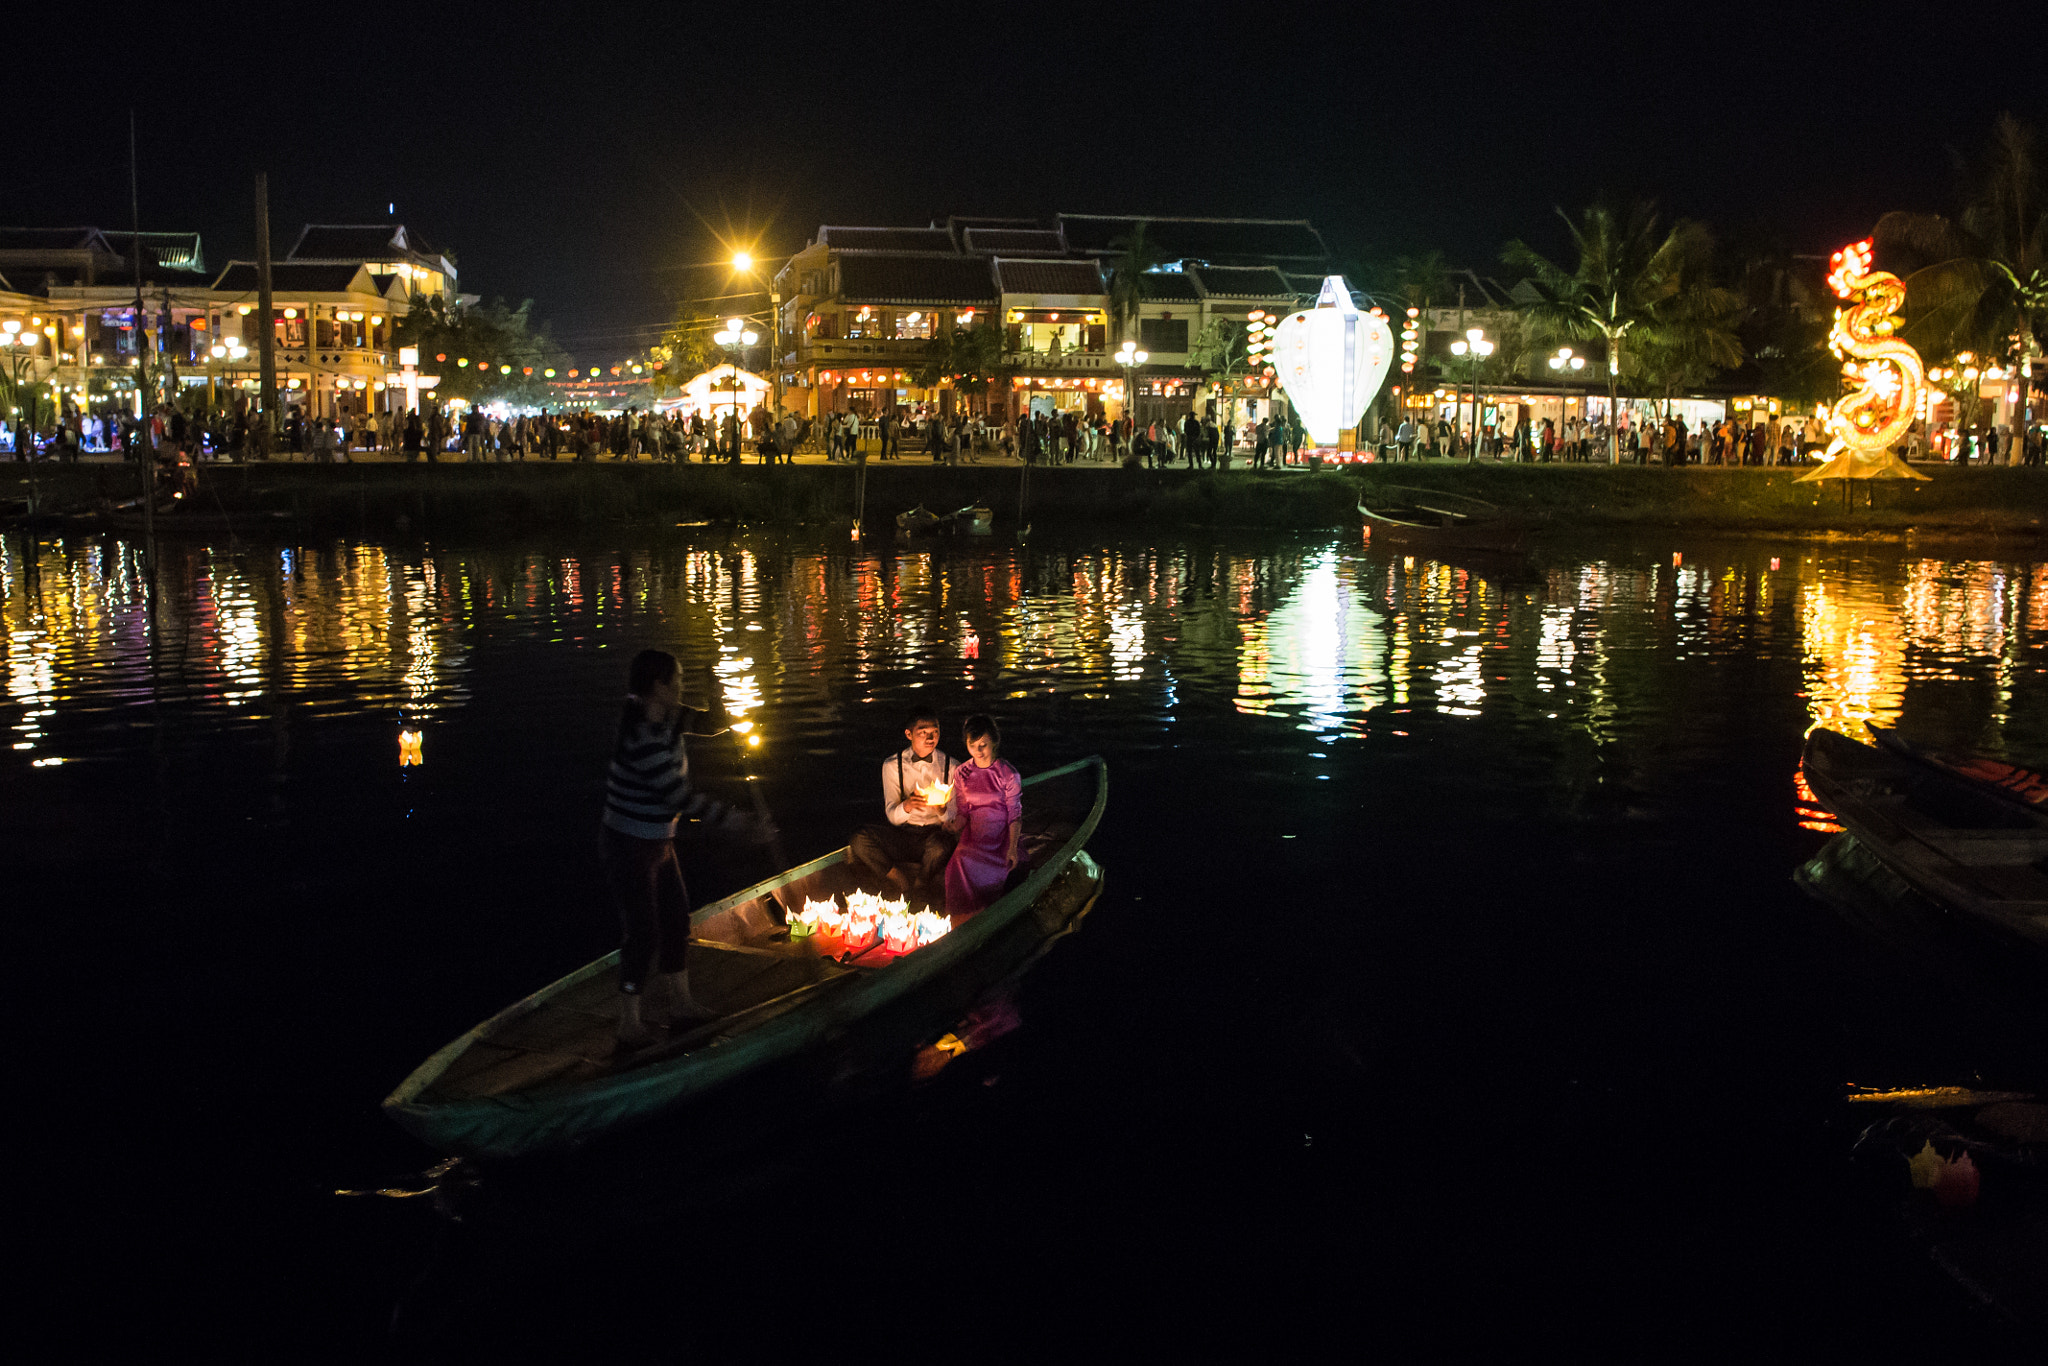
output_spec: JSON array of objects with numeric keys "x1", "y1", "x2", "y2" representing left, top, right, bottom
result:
[{"x1": 1270, "y1": 275, "x2": 1393, "y2": 445}]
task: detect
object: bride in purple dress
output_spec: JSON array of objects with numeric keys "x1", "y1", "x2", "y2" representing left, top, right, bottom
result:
[{"x1": 942, "y1": 714, "x2": 1022, "y2": 917}]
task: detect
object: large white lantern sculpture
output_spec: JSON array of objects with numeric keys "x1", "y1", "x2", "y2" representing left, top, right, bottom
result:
[{"x1": 1270, "y1": 275, "x2": 1393, "y2": 446}]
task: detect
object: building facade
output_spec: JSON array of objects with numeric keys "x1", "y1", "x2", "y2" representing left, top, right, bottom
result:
[
  {"x1": 0, "y1": 222, "x2": 456, "y2": 427},
  {"x1": 773, "y1": 214, "x2": 1329, "y2": 427}
]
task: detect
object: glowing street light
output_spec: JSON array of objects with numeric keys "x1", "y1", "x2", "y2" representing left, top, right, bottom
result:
[
  {"x1": 1447, "y1": 326, "x2": 1495, "y2": 460},
  {"x1": 1116, "y1": 339, "x2": 1148, "y2": 425},
  {"x1": 711, "y1": 321, "x2": 760, "y2": 444}
]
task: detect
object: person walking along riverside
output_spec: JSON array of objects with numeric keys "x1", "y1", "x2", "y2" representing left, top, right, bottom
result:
[{"x1": 600, "y1": 649, "x2": 773, "y2": 1047}]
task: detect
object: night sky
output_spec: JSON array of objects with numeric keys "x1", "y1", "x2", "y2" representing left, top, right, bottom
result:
[{"x1": 15, "y1": 1, "x2": 2045, "y2": 367}]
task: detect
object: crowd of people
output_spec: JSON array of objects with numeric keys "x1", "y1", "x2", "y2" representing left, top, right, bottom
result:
[
  {"x1": 8, "y1": 398, "x2": 2042, "y2": 469},
  {"x1": 1382, "y1": 411, "x2": 1827, "y2": 465},
  {"x1": 818, "y1": 405, "x2": 1309, "y2": 470}
]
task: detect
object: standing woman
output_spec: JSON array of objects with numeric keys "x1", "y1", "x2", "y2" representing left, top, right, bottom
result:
[
  {"x1": 942, "y1": 714, "x2": 1023, "y2": 917},
  {"x1": 601, "y1": 648, "x2": 769, "y2": 1046}
]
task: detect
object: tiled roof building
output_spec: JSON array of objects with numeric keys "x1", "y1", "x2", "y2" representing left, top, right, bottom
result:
[{"x1": 774, "y1": 212, "x2": 1324, "y2": 423}]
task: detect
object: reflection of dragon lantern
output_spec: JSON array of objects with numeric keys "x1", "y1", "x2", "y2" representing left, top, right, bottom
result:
[{"x1": 1819, "y1": 239, "x2": 1926, "y2": 466}]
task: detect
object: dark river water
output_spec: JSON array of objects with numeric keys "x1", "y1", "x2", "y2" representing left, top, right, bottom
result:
[{"x1": 6, "y1": 524, "x2": 2045, "y2": 1352}]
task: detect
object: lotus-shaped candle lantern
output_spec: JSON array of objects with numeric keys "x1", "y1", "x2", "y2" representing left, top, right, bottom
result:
[
  {"x1": 880, "y1": 904, "x2": 917, "y2": 953},
  {"x1": 398, "y1": 728, "x2": 424, "y2": 767},
  {"x1": 840, "y1": 891, "x2": 881, "y2": 948},
  {"x1": 912, "y1": 910, "x2": 951, "y2": 945},
  {"x1": 790, "y1": 895, "x2": 837, "y2": 939},
  {"x1": 919, "y1": 780, "x2": 953, "y2": 807}
]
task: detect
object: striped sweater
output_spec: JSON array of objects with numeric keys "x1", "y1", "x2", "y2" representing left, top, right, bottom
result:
[{"x1": 602, "y1": 709, "x2": 739, "y2": 840}]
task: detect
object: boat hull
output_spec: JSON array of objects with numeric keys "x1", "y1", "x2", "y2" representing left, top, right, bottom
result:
[
  {"x1": 1800, "y1": 728, "x2": 2048, "y2": 954},
  {"x1": 384, "y1": 757, "x2": 1107, "y2": 1159}
]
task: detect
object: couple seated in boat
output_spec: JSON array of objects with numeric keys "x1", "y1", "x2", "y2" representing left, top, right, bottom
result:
[{"x1": 850, "y1": 706, "x2": 1021, "y2": 918}]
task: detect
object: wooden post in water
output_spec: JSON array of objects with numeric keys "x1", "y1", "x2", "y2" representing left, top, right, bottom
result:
[
  {"x1": 255, "y1": 174, "x2": 278, "y2": 455},
  {"x1": 129, "y1": 111, "x2": 156, "y2": 595}
]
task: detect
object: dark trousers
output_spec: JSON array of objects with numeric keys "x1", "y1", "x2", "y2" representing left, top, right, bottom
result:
[
  {"x1": 849, "y1": 821, "x2": 956, "y2": 886},
  {"x1": 601, "y1": 827, "x2": 691, "y2": 993}
]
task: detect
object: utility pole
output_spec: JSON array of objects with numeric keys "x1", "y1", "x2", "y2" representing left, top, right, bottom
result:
[
  {"x1": 130, "y1": 110, "x2": 156, "y2": 565},
  {"x1": 1454, "y1": 282, "x2": 1468, "y2": 454},
  {"x1": 255, "y1": 173, "x2": 277, "y2": 455}
]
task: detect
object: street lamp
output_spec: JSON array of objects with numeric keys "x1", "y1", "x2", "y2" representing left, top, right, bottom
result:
[
  {"x1": 712, "y1": 318, "x2": 759, "y2": 456},
  {"x1": 1547, "y1": 345, "x2": 1585, "y2": 440},
  {"x1": 732, "y1": 252, "x2": 781, "y2": 422},
  {"x1": 1447, "y1": 326, "x2": 1494, "y2": 460},
  {"x1": 208, "y1": 337, "x2": 250, "y2": 408},
  {"x1": 1116, "y1": 338, "x2": 1148, "y2": 431},
  {"x1": 1, "y1": 321, "x2": 46, "y2": 456}
]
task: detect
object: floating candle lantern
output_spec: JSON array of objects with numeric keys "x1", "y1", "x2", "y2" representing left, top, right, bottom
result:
[
  {"x1": 912, "y1": 910, "x2": 952, "y2": 945},
  {"x1": 880, "y1": 905, "x2": 917, "y2": 953},
  {"x1": 398, "y1": 727, "x2": 423, "y2": 767},
  {"x1": 790, "y1": 896, "x2": 836, "y2": 940},
  {"x1": 919, "y1": 780, "x2": 952, "y2": 807},
  {"x1": 840, "y1": 891, "x2": 881, "y2": 948}
]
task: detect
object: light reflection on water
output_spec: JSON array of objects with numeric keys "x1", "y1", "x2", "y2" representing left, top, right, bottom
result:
[{"x1": 8, "y1": 532, "x2": 2048, "y2": 796}]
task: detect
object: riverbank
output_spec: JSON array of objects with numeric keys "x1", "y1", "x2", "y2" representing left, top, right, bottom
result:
[{"x1": 12, "y1": 458, "x2": 2048, "y2": 537}]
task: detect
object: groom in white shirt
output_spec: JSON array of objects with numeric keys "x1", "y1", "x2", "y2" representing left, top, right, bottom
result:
[{"x1": 850, "y1": 707, "x2": 958, "y2": 895}]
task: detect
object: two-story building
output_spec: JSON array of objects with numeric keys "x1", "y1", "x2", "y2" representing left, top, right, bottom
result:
[
  {"x1": 774, "y1": 214, "x2": 1330, "y2": 428},
  {"x1": 0, "y1": 221, "x2": 458, "y2": 424}
]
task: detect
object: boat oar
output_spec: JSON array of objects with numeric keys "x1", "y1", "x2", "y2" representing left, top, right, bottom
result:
[{"x1": 730, "y1": 727, "x2": 790, "y2": 873}]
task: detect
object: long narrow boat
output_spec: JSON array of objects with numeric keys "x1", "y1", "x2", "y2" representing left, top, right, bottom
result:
[
  {"x1": 384, "y1": 756, "x2": 1108, "y2": 1159},
  {"x1": 1867, "y1": 725, "x2": 2048, "y2": 815},
  {"x1": 1800, "y1": 727, "x2": 2048, "y2": 953},
  {"x1": 1357, "y1": 486, "x2": 1527, "y2": 552}
]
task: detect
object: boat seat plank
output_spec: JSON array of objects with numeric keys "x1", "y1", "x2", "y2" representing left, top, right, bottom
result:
[
  {"x1": 479, "y1": 1003, "x2": 619, "y2": 1053},
  {"x1": 1910, "y1": 831, "x2": 2048, "y2": 865},
  {"x1": 435, "y1": 1044, "x2": 613, "y2": 1101},
  {"x1": 1940, "y1": 861, "x2": 2048, "y2": 906}
]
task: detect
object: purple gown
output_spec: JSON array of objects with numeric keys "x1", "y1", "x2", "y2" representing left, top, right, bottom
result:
[{"x1": 943, "y1": 759, "x2": 1023, "y2": 916}]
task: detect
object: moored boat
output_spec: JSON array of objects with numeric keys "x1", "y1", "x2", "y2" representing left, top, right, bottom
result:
[
  {"x1": 1357, "y1": 485, "x2": 1527, "y2": 552},
  {"x1": 895, "y1": 504, "x2": 993, "y2": 540},
  {"x1": 100, "y1": 506, "x2": 294, "y2": 537},
  {"x1": 1867, "y1": 725, "x2": 2048, "y2": 814},
  {"x1": 1799, "y1": 726, "x2": 2048, "y2": 953},
  {"x1": 383, "y1": 755, "x2": 1108, "y2": 1159}
]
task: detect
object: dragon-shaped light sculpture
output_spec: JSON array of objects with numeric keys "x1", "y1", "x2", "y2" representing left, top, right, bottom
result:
[{"x1": 1797, "y1": 238, "x2": 1931, "y2": 482}]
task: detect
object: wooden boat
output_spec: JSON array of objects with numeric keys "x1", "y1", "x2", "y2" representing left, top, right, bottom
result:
[
  {"x1": 895, "y1": 504, "x2": 993, "y2": 539},
  {"x1": 1357, "y1": 485, "x2": 1527, "y2": 552},
  {"x1": 100, "y1": 503, "x2": 294, "y2": 537},
  {"x1": 384, "y1": 756, "x2": 1108, "y2": 1159},
  {"x1": 1867, "y1": 725, "x2": 2048, "y2": 814},
  {"x1": 1800, "y1": 727, "x2": 2048, "y2": 953}
]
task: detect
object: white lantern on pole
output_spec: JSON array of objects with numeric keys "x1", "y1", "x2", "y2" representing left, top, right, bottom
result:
[{"x1": 1269, "y1": 276, "x2": 1394, "y2": 445}]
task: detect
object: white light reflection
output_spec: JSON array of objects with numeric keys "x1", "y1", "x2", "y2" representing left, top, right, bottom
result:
[{"x1": 1236, "y1": 549, "x2": 1384, "y2": 734}]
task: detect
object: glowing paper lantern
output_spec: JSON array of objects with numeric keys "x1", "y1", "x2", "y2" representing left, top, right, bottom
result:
[
  {"x1": 1269, "y1": 276, "x2": 1393, "y2": 445},
  {"x1": 880, "y1": 905, "x2": 917, "y2": 953},
  {"x1": 398, "y1": 727, "x2": 423, "y2": 767},
  {"x1": 919, "y1": 780, "x2": 952, "y2": 807}
]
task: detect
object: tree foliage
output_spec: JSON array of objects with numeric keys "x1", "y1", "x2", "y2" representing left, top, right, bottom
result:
[
  {"x1": 396, "y1": 296, "x2": 566, "y2": 405},
  {"x1": 912, "y1": 323, "x2": 1010, "y2": 391},
  {"x1": 1504, "y1": 202, "x2": 1741, "y2": 457},
  {"x1": 1875, "y1": 112, "x2": 2048, "y2": 425},
  {"x1": 1185, "y1": 317, "x2": 1250, "y2": 382},
  {"x1": 1107, "y1": 223, "x2": 1166, "y2": 342},
  {"x1": 648, "y1": 307, "x2": 730, "y2": 396}
]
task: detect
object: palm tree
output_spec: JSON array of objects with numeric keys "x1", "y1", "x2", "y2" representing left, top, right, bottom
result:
[
  {"x1": 1504, "y1": 203, "x2": 1727, "y2": 462},
  {"x1": 1875, "y1": 113, "x2": 2048, "y2": 450},
  {"x1": 1107, "y1": 222, "x2": 1165, "y2": 346}
]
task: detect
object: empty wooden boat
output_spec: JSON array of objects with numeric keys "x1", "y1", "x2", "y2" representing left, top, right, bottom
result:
[{"x1": 1800, "y1": 727, "x2": 2048, "y2": 953}]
